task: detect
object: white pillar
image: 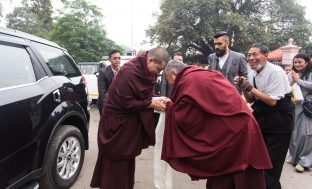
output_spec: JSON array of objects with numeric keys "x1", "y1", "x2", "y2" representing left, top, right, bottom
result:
[{"x1": 280, "y1": 38, "x2": 302, "y2": 65}]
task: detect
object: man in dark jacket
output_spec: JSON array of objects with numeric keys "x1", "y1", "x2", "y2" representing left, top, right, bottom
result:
[
  {"x1": 159, "y1": 52, "x2": 184, "y2": 97},
  {"x1": 97, "y1": 50, "x2": 121, "y2": 115},
  {"x1": 208, "y1": 31, "x2": 248, "y2": 87}
]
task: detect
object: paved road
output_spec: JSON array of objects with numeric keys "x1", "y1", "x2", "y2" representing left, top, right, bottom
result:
[{"x1": 71, "y1": 107, "x2": 311, "y2": 189}]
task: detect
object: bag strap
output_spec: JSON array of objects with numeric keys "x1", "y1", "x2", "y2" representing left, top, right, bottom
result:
[{"x1": 253, "y1": 76, "x2": 257, "y2": 89}]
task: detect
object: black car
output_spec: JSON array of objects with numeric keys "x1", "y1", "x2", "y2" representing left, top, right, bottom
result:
[{"x1": 0, "y1": 27, "x2": 90, "y2": 189}]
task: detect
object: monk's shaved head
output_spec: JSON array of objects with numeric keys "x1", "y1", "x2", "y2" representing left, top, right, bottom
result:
[
  {"x1": 147, "y1": 47, "x2": 170, "y2": 65},
  {"x1": 164, "y1": 60, "x2": 187, "y2": 77}
]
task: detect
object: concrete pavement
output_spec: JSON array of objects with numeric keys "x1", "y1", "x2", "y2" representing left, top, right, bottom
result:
[{"x1": 71, "y1": 107, "x2": 311, "y2": 189}]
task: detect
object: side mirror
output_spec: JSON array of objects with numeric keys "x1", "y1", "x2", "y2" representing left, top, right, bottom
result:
[{"x1": 96, "y1": 72, "x2": 99, "y2": 77}]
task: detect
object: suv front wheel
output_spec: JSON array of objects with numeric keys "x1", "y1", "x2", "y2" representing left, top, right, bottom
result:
[{"x1": 40, "y1": 125, "x2": 85, "y2": 189}]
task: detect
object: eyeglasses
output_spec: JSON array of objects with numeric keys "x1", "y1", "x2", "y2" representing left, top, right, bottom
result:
[{"x1": 112, "y1": 57, "x2": 121, "y2": 60}]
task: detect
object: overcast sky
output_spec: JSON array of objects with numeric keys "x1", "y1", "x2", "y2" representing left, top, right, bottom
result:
[{"x1": 1, "y1": 0, "x2": 312, "y2": 50}]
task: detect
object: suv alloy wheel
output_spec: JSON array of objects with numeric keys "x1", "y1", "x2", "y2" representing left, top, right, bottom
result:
[{"x1": 40, "y1": 125, "x2": 85, "y2": 189}]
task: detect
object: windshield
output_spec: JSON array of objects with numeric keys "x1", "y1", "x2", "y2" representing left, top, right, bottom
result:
[{"x1": 79, "y1": 64, "x2": 98, "y2": 75}]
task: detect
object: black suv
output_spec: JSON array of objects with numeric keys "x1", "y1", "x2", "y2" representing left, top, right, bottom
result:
[{"x1": 0, "y1": 27, "x2": 90, "y2": 189}]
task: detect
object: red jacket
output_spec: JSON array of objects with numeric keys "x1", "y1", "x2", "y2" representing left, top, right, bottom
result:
[{"x1": 162, "y1": 66, "x2": 272, "y2": 179}]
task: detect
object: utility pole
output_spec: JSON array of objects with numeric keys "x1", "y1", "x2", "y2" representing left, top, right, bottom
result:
[{"x1": 130, "y1": 0, "x2": 134, "y2": 50}]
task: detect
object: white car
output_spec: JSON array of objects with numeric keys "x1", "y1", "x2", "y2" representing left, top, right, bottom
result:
[
  {"x1": 78, "y1": 57, "x2": 134, "y2": 104},
  {"x1": 78, "y1": 62, "x2": 105, "y2": 104}
]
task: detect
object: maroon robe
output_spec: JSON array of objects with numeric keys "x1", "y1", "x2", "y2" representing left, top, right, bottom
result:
[
  {"x1": 162, "y1": 66, "x2": 272, "y2": 183},
  {"x1": 91, "y1": 52, "x2": 158, "y2": 189}
]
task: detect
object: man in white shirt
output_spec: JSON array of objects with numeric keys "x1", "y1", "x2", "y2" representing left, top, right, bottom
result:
[{"x1": 234, "y1": 43, "x2": 294, "y2": 189}]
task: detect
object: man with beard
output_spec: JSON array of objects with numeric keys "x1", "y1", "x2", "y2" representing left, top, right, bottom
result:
[{"x1": 208, "y1": 31, "x2": 248, "y2": 87}]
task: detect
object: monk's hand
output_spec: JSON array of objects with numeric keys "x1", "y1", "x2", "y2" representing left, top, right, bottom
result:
[
  {"x1": 238, "y1": 76, "x2": 253, "y2": 92},
  {"x1": 148, "y1": 99, "x2": 166, "y2": 112},
  {"x1": 159, "y1": 97, "x2": 172, "y2": 104}
]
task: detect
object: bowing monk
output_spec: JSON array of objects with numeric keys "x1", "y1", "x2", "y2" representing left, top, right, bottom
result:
[
  {"x1": 91, "y1": 48, "x2": 169, "y2": 189},
  {"x1": 161, "y1": 61, "x2": 272, "y2": 189}
]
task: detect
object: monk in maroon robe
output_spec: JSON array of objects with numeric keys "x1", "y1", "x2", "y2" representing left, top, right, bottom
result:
[
  {"x1": 90, "y1": 48, "x2": 169, "y2": 189},
  {"x1": 162, "y1": 61, "x2": 272, "y2": 189}
]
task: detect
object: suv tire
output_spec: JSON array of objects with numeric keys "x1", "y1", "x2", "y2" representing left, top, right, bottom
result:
[{"x1": 40, "y1": 125, "x2": 85, "y2": 189}]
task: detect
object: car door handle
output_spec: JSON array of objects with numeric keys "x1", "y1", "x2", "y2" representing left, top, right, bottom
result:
[
  {"x1": 65, "y1": 86, "x2": 74, "y2": 93},
  {"x1": 53, "y1": 89, "x2": 61, "y2": 103}
]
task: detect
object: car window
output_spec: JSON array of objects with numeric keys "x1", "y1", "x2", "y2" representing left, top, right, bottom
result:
[
  {"x1": 32, "y1": 42, "x2": 80, "y2": 77},
  {"x1": 79, "y1": 64, "x2": 98, "y2": 75},
  {"x1": 0, "y1": 43, "x2": 36, "y2": 89}
]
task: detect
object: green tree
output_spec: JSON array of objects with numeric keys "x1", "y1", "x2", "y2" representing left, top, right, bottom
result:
[
  {"x1": 301, "y1": 42, "x2": 312, "y2": 58},
  {"x1": 50, "y1": 0, "x2": 123, "y2": 62},
  {"x1": 1, "y1": 1, "x2": 8, "y2": 18},
  {"x1": 264, "y1": 0, "x2": 312, "y2": 50},
  {"x1": 6, "y1": 6, "x2": 48, "y2": 37},
  {"x1": 147, "y1": 0, "x2": 312, "y2": 56},
  {"x1": 0, "y1": 0, "x2": 8, "y2": 18},
  {"x1": 22, "y1": 0, "x2": 53, "y2": 32},
  {"x1": 6, "y1": 0, "x2": 65, "y2": 38}
]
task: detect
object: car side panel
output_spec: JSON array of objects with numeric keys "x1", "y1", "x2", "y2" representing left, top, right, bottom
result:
[
  {"x1": 0, "y1": 77, "x2": 58, "y2": 188},
  {"x1": 0, "y1": 29, "x2": 89, "y2": 189}
]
